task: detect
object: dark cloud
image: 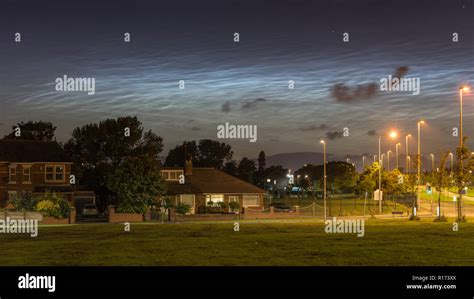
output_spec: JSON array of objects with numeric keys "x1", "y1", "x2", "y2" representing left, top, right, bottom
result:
[
  {"x1": 241, "y1": 98, "x2": 267, "y2": 110},
  {"x1": 331, "y1": 66, "x2": 409, "y2": 102},
  {"x1": 325, "y1": 131, "x2": 343, "y2": 140},
  {"x1": 331, "y1": 83, "x2": 378, "y2": 102},
  {"x1": 298, "y1": 124, "x2": 328, "y2": 132},
  {"x1": 221, "y1": 101, "x2": 231, "y2": 113},
  {"x1": 367, "y1": 130, "x2": 377, "y2": 136},
  {"x1": 393, "y1": 66, "x2": 409, "y2": 79}
]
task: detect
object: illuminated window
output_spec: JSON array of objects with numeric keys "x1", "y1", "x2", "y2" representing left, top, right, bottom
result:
[
  {"x1": 205, "y1": 194, "x2": 224, "y2": 206},
  {"x1": 243, "y1": 195, "x2": 260, "y2": 207}
]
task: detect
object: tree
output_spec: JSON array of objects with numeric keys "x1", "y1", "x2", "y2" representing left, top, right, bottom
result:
[
  {"x1": 64, "y1": 116, "x2": 164, "y2": 209},
  {"x1": 237, "y1": 157, "x2": 256, "y2": 183},
  {"x1": 164, "y1": 141, "x2": 198, "y2": 167},
  {"x1": 257, "y1": 151, "x2": 266, "y2": 172},
  {"x1": 223, "y1": 160, "x2": 238, "y2": 176},
  {"x1": 164, "y1": 139, "x2": 233, "y2": 169},
  {"x1": 356, "y1": 162, "x2": 378, "y2": 196},
  {"x1": 108, "y1": 155, "x2": 166, "y2": 213},
  {"x1": 3, "y1": 121, "x2": 56, "y2": 141},
  {"x1": 453, "y1": 136, "x2": 474, "y2": 221},
  {"x1": 255, "y1": 151, "x2": 266, "y2": 187},
  {"x1": 196, "y1": 139, "x2": 233, "y2": 169},
  {"x1": 433, "y1": 151, "x2": 450, "y2": 221}
]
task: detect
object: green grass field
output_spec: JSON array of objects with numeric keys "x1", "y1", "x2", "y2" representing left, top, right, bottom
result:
[{"x1": 0, "y1": 218, "x2": 473, "y2": 266}]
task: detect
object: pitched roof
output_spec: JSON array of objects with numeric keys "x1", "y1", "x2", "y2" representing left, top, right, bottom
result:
[
  {"x1": 0, "y1": 140, "x2": 71, "y2": 162},
  {"x1": 165, "y1": 167, "x2": 266, "y2": 195}
]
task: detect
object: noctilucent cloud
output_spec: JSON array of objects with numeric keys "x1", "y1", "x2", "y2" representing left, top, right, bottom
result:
[{"x1": 0, "y1": 0, "x2": 473, "y2": 159}]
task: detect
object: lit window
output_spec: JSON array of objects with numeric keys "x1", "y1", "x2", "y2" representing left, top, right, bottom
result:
[
  {"x1": 206, "y1": 194, "x2": 224, "y2": 206},
  {"x1": 243, "y1": 195, "x2": 260, "y2": 207}
]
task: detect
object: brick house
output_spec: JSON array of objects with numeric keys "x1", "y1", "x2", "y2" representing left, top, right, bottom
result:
[
  {"x1": 0, "y1": 140, "x2": 93, "y2": 209},
  {"x1": 162, "y1": 160, "x2": 266, "y2": 214}
]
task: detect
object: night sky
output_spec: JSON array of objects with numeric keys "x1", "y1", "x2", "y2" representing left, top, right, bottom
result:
[{"x1": 0, "y1": 0, "x2": 473, "y2": 161}]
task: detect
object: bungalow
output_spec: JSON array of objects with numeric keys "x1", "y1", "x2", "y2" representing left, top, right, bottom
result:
[
  {"x1": 162, "y1": 160, "x2": 266, "y2": 214},
  {"x1": 0, "y1": 140, "x2": 95, "y2": 211}
]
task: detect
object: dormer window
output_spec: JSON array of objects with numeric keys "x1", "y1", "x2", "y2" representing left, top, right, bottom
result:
[{"x1": 161, "y1": 170, "x2": 184, "y2": 181}]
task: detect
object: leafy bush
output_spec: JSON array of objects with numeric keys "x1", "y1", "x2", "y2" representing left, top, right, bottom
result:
[
  {"x1": 217, "y1": 202, "x2": 228, "y2": 211},
  {"x1": 176, "y1": 202, "x2": 191, "y2": 215},
  {"x1": 35, "y1": 191, "x2": 70, "y2": 219},
  {"x1": 10, "y1": 191, "x2": 36, "y2": 212},
  {"x1": 433, "y1": 215, "x2": 448, "y2": 222},
  {"x1": 229, "y1": 201, "x2": 240, "y2": 213},
  {"x1": 116, "y1": 202, "x2": 145, "y2": 214},
  {"x1": 197, "y1": 205, "x2": 209, "y2": 214}
]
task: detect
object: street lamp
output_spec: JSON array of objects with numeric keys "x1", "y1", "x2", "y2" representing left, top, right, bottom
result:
[
  {"x1": 430, "y1": 153, "x2": 435, "y2": 173},
  {"x1": 417, "y1": 120, "x2": 425, "y2": 210},
  {"x1": 362, "y1": 155, "x2": 366, "y2": 170},
  {"x1": 387, "y1": 150, "x2": 392, "y2": 171},
  {"x1": 373, "y1": 155, "x2": 377, "y2": 163},
  {"x1": 459, "y1": 86, "x2": 470, "y2": 148},
  {"x1": 407, "y1": 156, "x2": 411, "y2": 174},
  {"x1": 396, "y1": 143, "x2": 401, "y2": 170},
  {"x1": 458, "y1": 86, "x2": 470, "y2": 220},
  {"x1": 377, "y1": 130, "x2": 398, "y2": 214},
  {"x1": 405, "y1": 134, "x2": 412, "y2": 174},
  {"x1": 320, "y1": 140, "x2": 327, "y2": 220},
  {"x1": 449, "y1": 152, "x2": 454, "y2": 174}
]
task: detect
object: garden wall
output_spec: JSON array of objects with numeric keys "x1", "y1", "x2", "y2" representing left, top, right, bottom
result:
[
  {"x1": 108, "y1": 206, "x2": 144, "y2": 223},
  {"x1": 0, "y1": 209, "x2": 76, "y2": 224}
]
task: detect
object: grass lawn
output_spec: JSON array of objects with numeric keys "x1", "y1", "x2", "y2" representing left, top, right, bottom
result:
[
  {"x1": 271, "y1": 195, "x2": 407, "y2": 216},
  {"x1": 0, "y1": 218, "x2": 473, "y2": 266},
  {"x1": 421, "y1": 190, "x2": 474, "y2": 206}
]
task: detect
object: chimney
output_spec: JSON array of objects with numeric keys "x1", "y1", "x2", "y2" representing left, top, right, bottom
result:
[{"x1": 185, "y1": 159, "x2": 193, "y2": 175}]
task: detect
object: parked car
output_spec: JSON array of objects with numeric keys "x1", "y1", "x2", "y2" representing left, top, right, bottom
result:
[
  {"x1": 269, "y1": 203, "x2": 293, "y2": 212},
  {"x1": 83, "y1": 204, "x2": 99, "y2": 217}
]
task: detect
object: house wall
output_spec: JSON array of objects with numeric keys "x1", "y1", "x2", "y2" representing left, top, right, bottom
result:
[
  {"x1": 0, "y1": 162, "x2": 73, "y2": 207},
  {"x1": 181, "y1": 193, "x2": 264, "y2": 213}
]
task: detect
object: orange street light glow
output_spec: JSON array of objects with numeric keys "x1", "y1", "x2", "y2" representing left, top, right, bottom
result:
[
  {"x1": 320, "y1": 140, "x2": 325, "y2": 144},
  {"x1": 389, "y1": 131, "x2": 397, "y2": 139},
  {"x1": 461, "y1": 86, "x2": 470, "y2": 92}
]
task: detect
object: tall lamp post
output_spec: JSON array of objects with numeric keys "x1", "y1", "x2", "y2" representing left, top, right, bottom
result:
[
  {"x1": 449, "y1": 152, "x2": 454, "y2": 174},
  {"x1": 387, "y1": 150, "x2": 392, "y2": 171},
  {"x1": 377, "y1": 131, "x2": 398, "y2": 214},
  {"x1": 405, "y1": 134, "x2": 412, "y2": 174},
  {"x1": 320, "y1": 140, "x2": 327, "y2": 220},
  {"x1": 430, "y1": 154, "x2": 435, "y2": 174},
  {"x1": 407, "y1": 156, "x2": 411, "y2": 174},
  {"x1": 396, "y1": 143, "x2": 401, "y2": 170},
  {"x1": 362, "y1": 155, "x2": 366, "y2": 170},
  {"x1": 458, "y1": 86, "x2": 470, "y2": 220},
  {"x1": 416, "y1": 120, "x2": 425, "y2": 212}
]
